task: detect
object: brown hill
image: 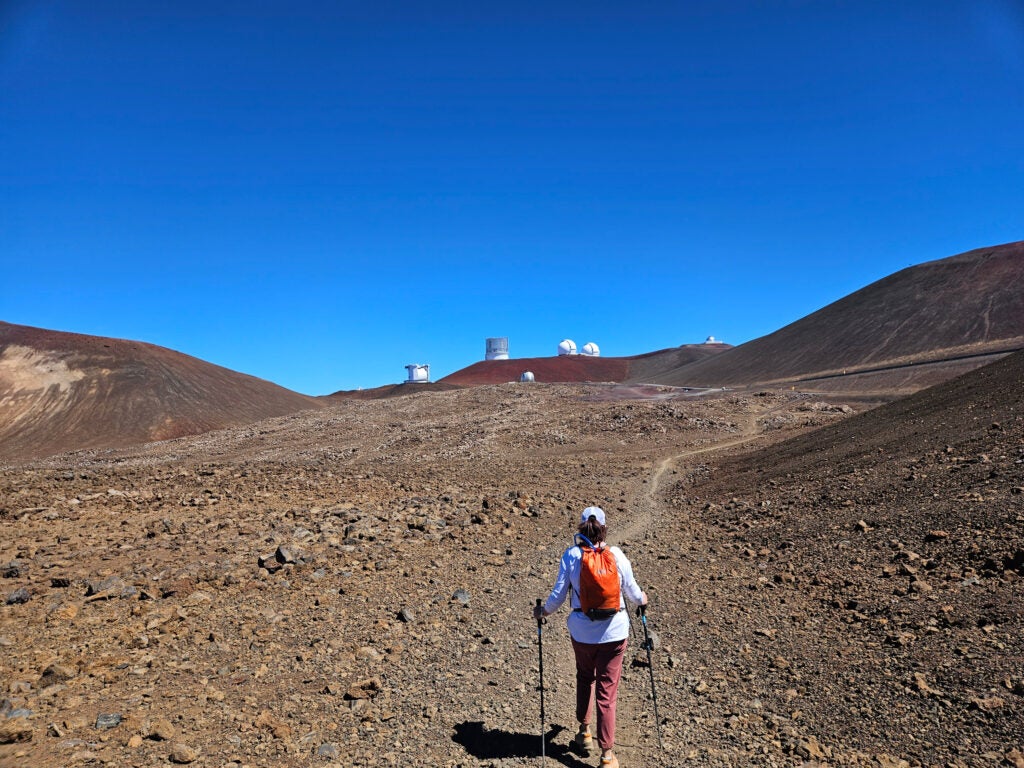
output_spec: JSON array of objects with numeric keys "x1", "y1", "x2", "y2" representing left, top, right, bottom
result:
[
  {"x1": 439, "y1": 343, "x2": 730, "y2": 386},
  {"x1": 651, "y1": 240, "x2": 1024, "y2": 393},
  {"x1": 679, "y1": 349, "x2": 1024, "y2": 758},
  {"x1": 323, "y1": 382, "x2": 464, "y2": 400},
  {"x1": 0, "y1": 321, "x2": 321, "y2": 462}
]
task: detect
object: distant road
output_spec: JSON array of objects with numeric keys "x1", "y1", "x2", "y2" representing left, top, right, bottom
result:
[{"x1": 788, "y1": 346, "x2": 1024, "y2": 385}]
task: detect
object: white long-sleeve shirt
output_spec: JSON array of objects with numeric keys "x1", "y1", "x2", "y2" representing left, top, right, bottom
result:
[{"x1": 543, "y1": 543, "x2": 645, "y2": 644}]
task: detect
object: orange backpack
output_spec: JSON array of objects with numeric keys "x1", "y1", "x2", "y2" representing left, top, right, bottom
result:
[{"x1": 574, "y1": 534, "x2": 621, "y2": 620}]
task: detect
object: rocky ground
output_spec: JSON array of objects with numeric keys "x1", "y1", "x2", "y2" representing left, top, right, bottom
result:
[{"x1": 0, "y1": 369, "x2": 1021, "y2": 767}]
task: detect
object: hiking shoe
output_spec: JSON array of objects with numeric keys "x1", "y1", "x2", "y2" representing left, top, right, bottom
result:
[
  {"x1": 600, "y1": 753, "x2": 619, "y2": 768},
  {"x1": 573, "y1": 728, "x2": 594, "y2": 754}
]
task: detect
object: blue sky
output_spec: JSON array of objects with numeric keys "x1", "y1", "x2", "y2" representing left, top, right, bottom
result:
[{"x1": 2, "y1": 1, "x2": 1022, "y2": 394}]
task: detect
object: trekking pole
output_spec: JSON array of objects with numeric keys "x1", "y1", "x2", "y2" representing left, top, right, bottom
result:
[
  {"x1": 638, "y1": 603, "x2": 663, "y2": 749},
  {"x1": 535, "y1": 598, "x2": 546, "y2": 765}
]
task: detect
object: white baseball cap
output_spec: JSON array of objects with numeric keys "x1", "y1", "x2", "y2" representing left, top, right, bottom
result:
[{"x1": 580, "y1": 506, "x2": 606, "y2": 525}]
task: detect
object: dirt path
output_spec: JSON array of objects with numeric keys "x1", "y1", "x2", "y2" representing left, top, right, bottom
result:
[
  {"x1": 611, "y1": 397, "x2": 809, "y2": 765},
  {"x1": 612, "y1": 398, "x2": 792, "y2": 546},
  {"x1": 535, "y1": 398, "x2": 801, "y2": 766}
]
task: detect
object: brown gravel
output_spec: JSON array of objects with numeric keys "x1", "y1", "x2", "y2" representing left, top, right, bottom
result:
[{"x1": 0, "y1": 353, "x2": 1021, "y2": 767}]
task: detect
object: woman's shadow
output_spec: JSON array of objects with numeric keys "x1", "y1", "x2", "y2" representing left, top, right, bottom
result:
[{"x1": 452, "y1": 721, "x2": 592, "y2": 767}]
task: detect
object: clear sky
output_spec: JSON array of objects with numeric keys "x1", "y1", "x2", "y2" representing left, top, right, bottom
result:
[{"x1": 2, "y1": 1, "x2": 1022, "y2": 394}]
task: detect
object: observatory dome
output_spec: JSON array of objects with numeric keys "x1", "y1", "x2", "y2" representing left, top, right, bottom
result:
[
  {"x1": 581, "y1": 342, "x2": 600, "y2": 357},
  {"x1": 519, "y1": 371, "x2": 535, "y2": 383},
  {"x1": 405, "y1": 364, "x2": 430, "y2": 383},
  {"x1": 705, "y1": 335, "x2": 721, "y2": 344},
  {"x1": 485, "y1": 337, "x2": 509, "y2": 361},
  {"x1": 557, "y1": 339, "x2": 577, "y2": 356}
]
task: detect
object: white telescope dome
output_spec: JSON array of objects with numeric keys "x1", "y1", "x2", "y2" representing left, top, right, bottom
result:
[
  {"x1": 581, "y1": 342, "x2": 600, "y2": 357},
  {"x1": 405, "y1": 364, "x2": 430, "y2": 383},
  {"x1": 519, "y1": 371, "x2": 535, "y2": 383},
  {"x1": 557, "y1": 339, "x2": 577, "y2": 356},
  {"x1": 705, "y1": 335, "x2": 719, "y2": 344}
]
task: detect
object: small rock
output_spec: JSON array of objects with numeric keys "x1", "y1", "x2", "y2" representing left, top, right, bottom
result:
[
  {"x1": 355, "y1": 646, "x2": 382, "y2": 661},
  {"x1": 451, "y1": 589, "x2": 471, "y2": 606},
  {"x1": 794, "y1": 735, "x2": 826, "y2": 760},
  {"x1": 0, "y1": 719, "x2": 32, "y2": 743},
  {"x1": 875, "y1": 754, "x2": 910, "y2": 768},
  {"x1": 38, "y1": 664, "x2": 75, "y2": 689},
  {"x1": 317, "y1": 742, "x2": 339, "y2": 759},
  {"x1": 85, "y1": 575, "x2": 126, "y2": 598},
  {"x1": 970, "y1": 696, "x2": 1005, "y2": 712},
  {"x1": 95, "y1": 713, "x2": 122, "y2": 730},
  {"x1": 6, "y1": 588, "x2": 30, "y2": 605},
  {"x1": 146, "y1": 717, "x2": 176, "y2": 740},
  {"x1": 909, "y1": 578, "x2": 932, "y2": 594},
  {"x1": 50, "y1": 577, "x2": 71, "y2": 588},
  {"x1": 46, "y1": 602, "x2": 79, "y2": 622},
  {"x1": 2, "y1": 561, "x2": 25, "y2": 579},
  {"x1": 397, "y1": 607, "x2": 415, "y2": 623},
  {"x1": 253, "y1": 711, "x2": 291, "y2": 739},
  {"x1": 275, "y1": 545, "x2": 297, "y2": 564},
  {"x1": 1005, "y1": 748, "x2": 1024, "y2": 768},
  {"x1": 631, "y1": 653, "x2": 650, "y2": 668},
  {"x1": 344, "y1": 677, "x2": 382, "y2": 700},
  {"x1": 258, "y1": 553, "x2": 283, "y2": 573},
  {"x1": 169, "y1": 743, "x2": 198, "y2": 763},
  {"x1": 912, "y1": 673, "x2": 940, "y2": 697},
  {"x1": 127, "y1": 734, "x2": 143, "y2": 748}
]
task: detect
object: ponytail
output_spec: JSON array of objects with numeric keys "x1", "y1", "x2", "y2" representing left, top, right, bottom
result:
[{"x1": 578, "y1": 517, "x2": 606, "y2": 545}]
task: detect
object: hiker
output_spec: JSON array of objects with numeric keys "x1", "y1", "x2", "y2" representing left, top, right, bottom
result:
[{"x1": 533, "y1": 506, "x2": 648, "y2": 768}]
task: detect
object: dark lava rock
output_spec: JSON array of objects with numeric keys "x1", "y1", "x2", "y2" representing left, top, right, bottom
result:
[{"x1": 95, "y1": 713, "x2": 122, "y2": 729}]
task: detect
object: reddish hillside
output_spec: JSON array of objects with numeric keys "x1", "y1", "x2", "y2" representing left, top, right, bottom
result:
[
  {"x1": 323, "y1": 382, "x2": 464, "y2": 400},
  {"x1": 0, "y1": 322, "x2": 321, "y2": 461},
  {"x1": 440, "y1": 343, "x2": 730, "y2": 386},
  {"x1": 653, "y1": 240, "x2": 1024, "y2": 392}
]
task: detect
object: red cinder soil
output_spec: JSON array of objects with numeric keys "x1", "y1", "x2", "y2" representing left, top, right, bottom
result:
[{"x1": 441, "y1": 344, "x2": 730, "y2": 386}]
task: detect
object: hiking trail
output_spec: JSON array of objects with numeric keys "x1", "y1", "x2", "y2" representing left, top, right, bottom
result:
[{"x1": 533, "y1": 396, "x2": 803, "y2": 766}]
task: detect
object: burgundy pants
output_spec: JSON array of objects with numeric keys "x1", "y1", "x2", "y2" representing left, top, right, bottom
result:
[{"x1": 571, "y1": 637, "x2": 627, "y2": 750}]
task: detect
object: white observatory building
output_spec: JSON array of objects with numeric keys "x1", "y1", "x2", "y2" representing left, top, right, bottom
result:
[
  {"x1": 581, "y1": 342, "x2": 601, "y2": 357},
  {"x1": 405, "y1": 364, "x2": 430, "y2": 383},
  {"x1": 486, "y1": 337, "x2": 509, "y2": 360},
  {"x1": 557, "y1": 339, "x2": 578, "y2": 356},
  {"x1": 519, "y1": 371, "x2": 535, "y2": 382},
  {"x1": 705, "y1": 335, "x2": 722, "y2": 344}
]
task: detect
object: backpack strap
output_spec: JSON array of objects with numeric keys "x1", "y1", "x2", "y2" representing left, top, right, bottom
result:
[{"x1": 574, "y1": 533, "x2": 596, "y2": 551}]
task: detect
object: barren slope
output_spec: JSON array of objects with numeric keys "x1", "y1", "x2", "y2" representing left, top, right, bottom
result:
[
  {"x1": 0, "y1": 385, "x2": 846, "y2": 768},
  {"x1": 0, "y1": 322, "x2": 321, "y2": 462},
  {"x1": 675, "y1": 351, "x2": 1024, "y2": 761},
  {"x1": 1, "y1": 356, "x2": 1021, "y2": 767},
  {"x1": 653, "y1": 240, "x2": 1024, "y2": 392}
]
